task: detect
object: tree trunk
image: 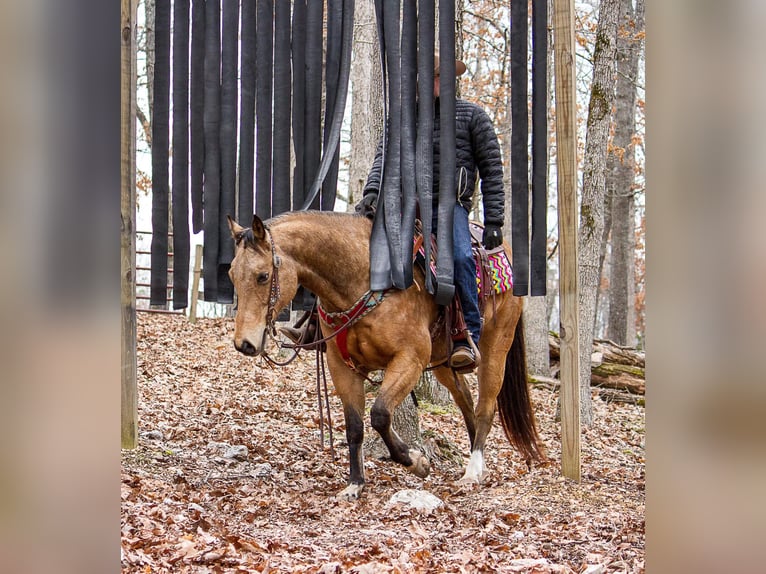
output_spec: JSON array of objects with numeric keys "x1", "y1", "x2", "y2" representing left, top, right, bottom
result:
[
  {"x1": 607, "y1": 0, "x2": 644, "y2": 346},
  {"x1": 416, "y1": 370, "x2": 452, "y2": 406},
  {"x1": 348, "y1": 0, "x2": 383, "y2": 209},
  {"x1": 577, "y1": 0, "x2": 620, "y2": 426},
  {"x1": 524, "y1": 296, "x2": 550, "y2": 377}
]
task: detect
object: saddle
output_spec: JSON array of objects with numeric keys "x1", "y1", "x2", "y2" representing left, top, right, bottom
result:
[{"x1": 414, "y1": 222, "x2": 514, "y2": 369}]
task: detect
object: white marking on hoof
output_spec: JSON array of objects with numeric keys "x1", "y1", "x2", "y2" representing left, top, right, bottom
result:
[
  {"x1": 336, "y1": 483, "x2": 364, "y2": 501},
  {"x1": 459, "y1": 450, "x2": 485, "y2": 484},
  {"x1": 406, "y1": 449, "x2": 431, "y2": 478}
]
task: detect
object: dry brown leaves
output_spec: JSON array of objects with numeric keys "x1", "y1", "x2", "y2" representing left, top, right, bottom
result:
[{"x1": 122, "y1": 313, "x2": 644, "y2": 573}]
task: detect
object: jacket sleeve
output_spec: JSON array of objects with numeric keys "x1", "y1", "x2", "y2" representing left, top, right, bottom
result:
[
  {"x1": 362, "y1": 137, "x2": 385, "y2": 198},
  {"x1": 471, "y1": 107, "x2": 505, "y2": 227}
]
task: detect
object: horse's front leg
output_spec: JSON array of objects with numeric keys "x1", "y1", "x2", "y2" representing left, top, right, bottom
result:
[
  {"x1": 324, "y1": 347, "x2": 367, "y2": 500},
  {"x1": 370, "y1": 354, "x2": 430, "y2": 478}
]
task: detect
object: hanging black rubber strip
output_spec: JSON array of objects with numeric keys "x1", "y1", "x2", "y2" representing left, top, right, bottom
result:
[
  {"x1": 150, "y1": 0, "x2": 171, "y2": 306},
  {"x1": 416, "y1": 0, "x2": 435, "y2": 294},
  {"x1": 172, "y1": 0, "x2": 190, "y2": 309},
  {"x1": 217, "y1": 0, "x2": 239, "y2": 304},
  {"x1": 511, "y1": 0, "x2": 529, "y2": 296},
  {"x1": 530, "y1": 0, "x2": 548, "y2": 296},
  {"x1": 291, "y1": 0, "x2": 306, "y2": 210},
  {"x1": 256, "y1": 0, "x2": 274, "y2": 219},
  {"x1": 272, "y1": 0, "x2": 292, "y2": 216},
  {"x1": 238, "y1": 0, "x2": 256, "y2": 223},
  {"x1": 203, "y1": 0, "x2": 221, "y2": 301},
  {"x1": 381, "y1": 0, "x2": 405, "y2": 289},
  {"x1": 303, "y1": 0, "x2": 323, "y2": 209},
  {"x1": 321, "y1": 0, "x2": 342, "y2": 212},
  {"x1": 369, "y1": 0, "x2": 392, "y2": 290},
  {"x1": 300, "y1": 0, "x2": 355, "y2": 212},
  {"x1": 399, "y1": 0, "x2": 418, "y2": 289},
  {"x1": 434, "y1": 0, "x2": 457, "y2": 305},
  {"x1": 190, "y1": 0, "x2": 205, "y2": 234}
]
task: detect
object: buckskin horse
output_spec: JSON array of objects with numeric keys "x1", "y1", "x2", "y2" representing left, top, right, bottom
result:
[{"x1": 226, "y1": 211, "x2": 545, "y2": 500}]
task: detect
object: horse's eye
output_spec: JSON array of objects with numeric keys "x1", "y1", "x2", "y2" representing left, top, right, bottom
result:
[{"x1": 256, "y1": 272, "x2": 270, "y2": 285}]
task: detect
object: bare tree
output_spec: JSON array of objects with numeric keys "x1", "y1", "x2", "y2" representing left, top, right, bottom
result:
[
  {"x1": 606, "y1": 0, "x2": 644, "y2": 346},
  {"x1": 348, "y1": 0, "x2": 383, "y2": 210},
  {"x1": 577, "y1": 0, "x2": 620, "y2": 425}
]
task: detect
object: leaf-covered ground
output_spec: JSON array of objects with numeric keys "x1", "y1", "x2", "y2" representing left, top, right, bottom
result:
[{"x1": 122, "y1": 313, "x2": 645, "y2": 573}]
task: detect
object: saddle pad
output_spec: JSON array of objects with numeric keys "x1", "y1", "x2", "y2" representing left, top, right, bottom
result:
[
  {"x1": 474, "y1": 249, "x2": 513, "y2": 295},
  {"x1": 414, "y1": 222, "x2": 513, "y2": 298}
]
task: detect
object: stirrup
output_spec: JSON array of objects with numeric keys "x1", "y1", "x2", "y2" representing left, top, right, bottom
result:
[{"x1": 449, "y1": 345, "x2": 476, "y2": 371}]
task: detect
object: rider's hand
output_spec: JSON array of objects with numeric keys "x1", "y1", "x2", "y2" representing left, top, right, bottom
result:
[{"x1": 482, "y1": 224, "x2": 503, "y2": 250}]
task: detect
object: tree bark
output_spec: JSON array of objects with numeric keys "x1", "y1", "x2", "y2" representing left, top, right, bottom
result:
[
  {"x1": 607, "y1": 0, "x2": 644, "y2": 346},
  {"x1": 577, "y1": 0, "x2": 620, "y2": 425},
  {"x1": 416, "y1": 370, "x2": 452, "y2": 406},
  {"x1": 348, "y1": 0, "x2": 383, "y2": 209}
]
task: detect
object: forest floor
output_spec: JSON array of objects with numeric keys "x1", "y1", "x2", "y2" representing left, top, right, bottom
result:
[{"x1": 121, "y1": 313, "x2": 645, "y2": 573}]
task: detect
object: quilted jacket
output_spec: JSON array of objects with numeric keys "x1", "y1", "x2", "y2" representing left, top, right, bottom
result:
[{"x1": 362, "y1": 98, "x2": 505, "y2": 226}]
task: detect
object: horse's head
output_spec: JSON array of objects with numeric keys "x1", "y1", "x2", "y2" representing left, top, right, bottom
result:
[{"x1": 227, "y1": 214, "x2": 297, "y2": 356}]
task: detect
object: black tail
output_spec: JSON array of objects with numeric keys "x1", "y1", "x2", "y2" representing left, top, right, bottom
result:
[{"x1": 496, "y1": 316, "x2": 547, "y2": 462}]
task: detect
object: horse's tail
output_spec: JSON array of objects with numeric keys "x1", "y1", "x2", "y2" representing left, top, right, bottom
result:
[{"x1": 496, "y1": 315, "x2": 547, "y2": 463}]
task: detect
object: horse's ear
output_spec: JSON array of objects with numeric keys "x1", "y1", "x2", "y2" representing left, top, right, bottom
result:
[
  {"x1": 227, "y1": 215, "x2": 245, "y2": 240},
  {"x1": 252, "y1": 215, "x2": 266, "y2": 241}
]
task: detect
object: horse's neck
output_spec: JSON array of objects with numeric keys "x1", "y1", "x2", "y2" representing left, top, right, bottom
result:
[{"x1": 271, "y1": 213, "x2": 371, "y2": 311}]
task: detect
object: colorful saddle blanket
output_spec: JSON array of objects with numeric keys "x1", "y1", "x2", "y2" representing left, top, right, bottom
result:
[
  {"x1": 414, "y1": 222, "x2": 513, "y2": 300},
  {"x1": 469, "y1": 222, "x2": 514, "y2": 297}
]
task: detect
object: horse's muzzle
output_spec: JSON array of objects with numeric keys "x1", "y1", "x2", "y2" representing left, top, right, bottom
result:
[{"x1": 235, "y1": 339, "x2": 259, "y2": 356}]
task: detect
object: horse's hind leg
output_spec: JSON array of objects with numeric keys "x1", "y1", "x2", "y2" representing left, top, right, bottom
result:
[
  {"x1": 324, "y1": 349, "x2": 367, "y2": 500},
  {"x1": 432, "y1": 366, "x2": 477, "y2": 449},
  {"x1": 461, "y1": 311, "x2": 519, "y2": 484},
  {"x1": 370, "y1": 355, "x2": 430, "y2": 478}
]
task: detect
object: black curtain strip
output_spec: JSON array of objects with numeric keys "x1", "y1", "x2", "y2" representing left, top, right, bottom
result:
[
  {"x1": 400, "y1": 0, "x2": 418, "y2": 288},
  {"x1": 291, "y1": 0, "x2": 307, "y2": 211},
  {"x1": 202, "y1": 0, "x2": 221, "y2": 300},
  {"x1": 435, "y1": 0, "x2": 457, "y2": 305},
  {"x1": 369, "y1": 0, "x2": 392, "y2": 291},
  {"x1": 216, "y1": 0, "x2": 239, "y2": 303},
  {"x1": 510, "y1": 0, "x2": 529, "y2": 296},
  {"x1": 304, "y1": 0, "x2": 324, "y2": 209},
  {"x1": 416, "y1": 0, "x2": 435, "y2": 294},
  {"x1": 190, "y1": 0, "x2": 205, "y2": 234},
  {"x1": 150, "y1": 0, "x2": 171, "y2": 306},
  {"x1": 300, "y1": 0, "x2": 354, "y2": 212},
  {"x1": 320, "y1": 0, "x2": 342, "y2": 211},
  {"x1": 255, "y1": 0, "x2": 274, "y2": 219},
  {"x1": 381, "y1": 0, "x2": 404, "y2": 289},
  {"x1": 238, "y1": 0, "x2": 256, "y2": 224},
  {"x1": 530, "y1": 0, "x2": 548, "y2": 296},
  {"x1": 272, "y1": 0, "x2": 292, "y2": 216},
  {"x1": 172, "y1": 0, "x2": 190, "y2": 309}
]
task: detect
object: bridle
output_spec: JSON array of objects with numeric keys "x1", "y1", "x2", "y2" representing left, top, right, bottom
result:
[{"x1": 263, "y1": 226, "x2": 282, "y2": 339}]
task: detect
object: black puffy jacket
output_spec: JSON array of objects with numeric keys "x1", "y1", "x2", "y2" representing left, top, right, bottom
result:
[{"x1": 362, "y1": 98, "x2": 505, "y2": 226}]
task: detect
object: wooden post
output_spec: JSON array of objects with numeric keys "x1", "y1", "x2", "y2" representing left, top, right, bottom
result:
[
  {"x1": 552, "y1": 0, "x2": 581, "y2": 481},
  {"x1": 121, "y1": 0, "x2": 138, "y2": 449},
  {"x1": 189, "y1": 244, "x2": 203, "y2": 323}
]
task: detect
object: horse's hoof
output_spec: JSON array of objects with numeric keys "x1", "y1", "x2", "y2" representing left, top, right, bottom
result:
[
  {"x1": 406, "y1": 450, "x2": 431, "y2": 478},
  {"x1": 336, "y1": 483, "x2": 364, "y2": 501},
  {"x1": 456, "y1": 473, "x2": 481, "y2": 487},
  {"x1": 459, "y1": 450, "x2": 485, "y2": 484}
]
